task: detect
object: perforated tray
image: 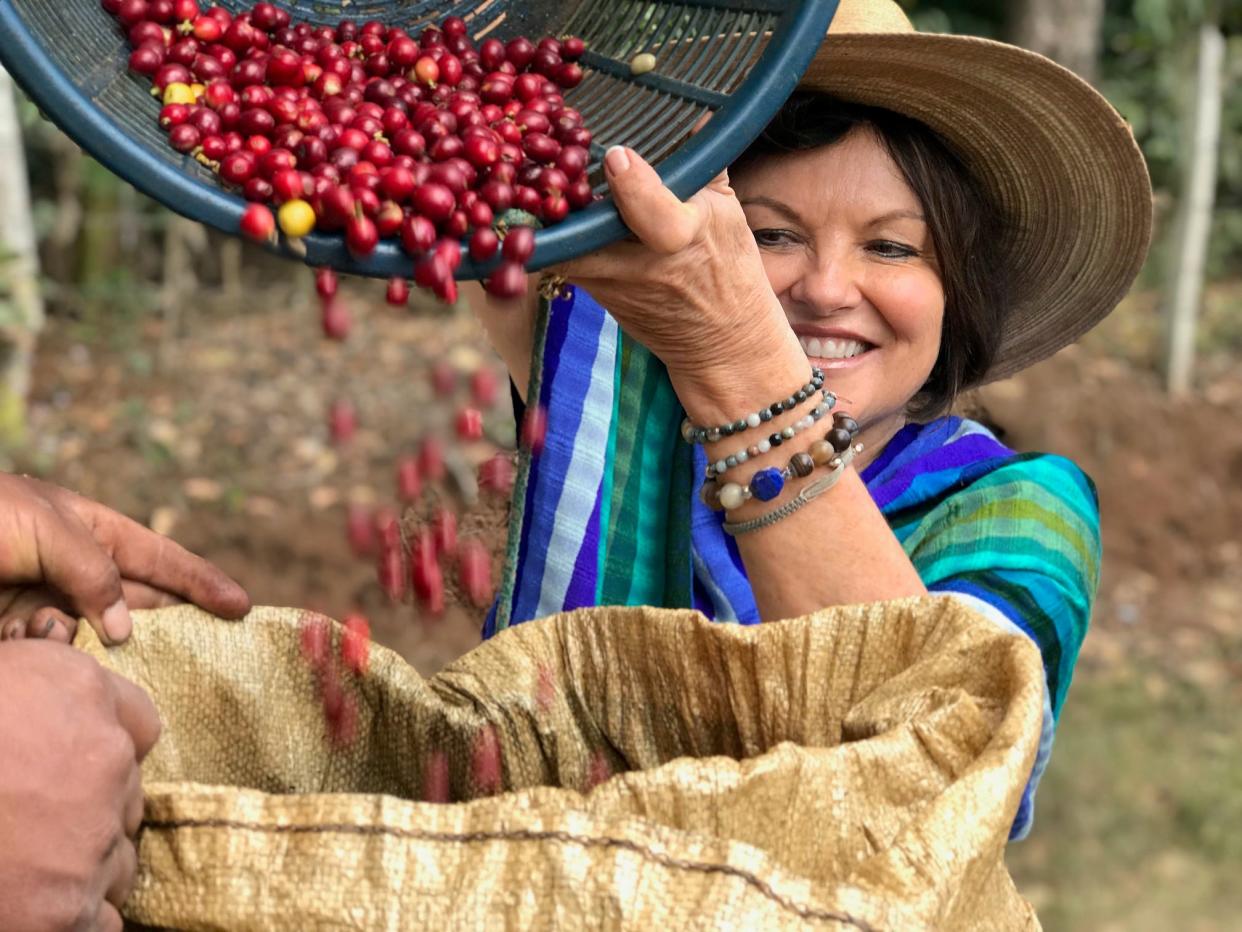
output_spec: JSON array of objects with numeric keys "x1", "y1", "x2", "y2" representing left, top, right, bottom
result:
[{"x1": 0, "y1": 0, "x2": 838, "y2": 277}]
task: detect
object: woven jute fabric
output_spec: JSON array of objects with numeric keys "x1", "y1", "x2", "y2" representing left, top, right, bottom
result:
[{"x1": 77, "y1": 597, "x2": 1044, "y2": 930}]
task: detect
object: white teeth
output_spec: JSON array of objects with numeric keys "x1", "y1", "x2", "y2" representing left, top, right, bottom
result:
[{"x1": 797, "y1": 336, "x2": 868, "y2": 359}]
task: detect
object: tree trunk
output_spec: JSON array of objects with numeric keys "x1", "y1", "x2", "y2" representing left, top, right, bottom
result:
[
  {"x1": 0, "y1": 65, "x2": 44, "y2": 447},
  {"x1": 1008, "y1": 0, "x2": 1105, "y2": 84},
  {"x1": 1164, "y1": 21, "x2": 1225, "y2": 396}
]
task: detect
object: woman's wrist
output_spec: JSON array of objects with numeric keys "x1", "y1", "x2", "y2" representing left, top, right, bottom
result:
[{"x1": 668, "y1": 330, "x2": 811, "y2": 429}]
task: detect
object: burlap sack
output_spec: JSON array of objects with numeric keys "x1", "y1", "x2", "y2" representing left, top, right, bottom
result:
[{"x1": 77, "y1": 596, "x2": 1044, "y2": 930}]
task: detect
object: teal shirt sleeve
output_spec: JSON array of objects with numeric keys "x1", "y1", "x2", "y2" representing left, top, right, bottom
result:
[{"x1": 900, "y1": 453, "x2": 1100, "y2": 720}]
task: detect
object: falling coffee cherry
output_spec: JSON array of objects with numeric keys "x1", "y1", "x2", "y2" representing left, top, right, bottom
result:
[
  {"x1": 470, "y1": 367, "x2": 499, "y2": 408},
  {"x1": 373, "y1": 506, "x2": 401, "y2": 552},
  {"x1": 458, "y1": 538, "x2": 493, "y2": 607},
  {"x1": 429, "y1": 361, "x2": 456, "y2": 398},
  {"x1": 377, "y1": 543, "x2": 407, "y2": 603},
  {"x1": 431, "y1": 507, "x2": 458, "y2": 558},
  {"x1": 385, "y1": 276, "x2": 410, "y2": 306},
  {"x1": 327, "y1": 690, "x2": 359, "y2": 747},
  {"x1": 535, "y1": 663, "x2": 557, "y2": 713},
  {"x1": 409, "y1": 527, "x2": 445, "y2": 617},
  {"x1": 396, "y1": 455, "x2": 422, "y2": 503},
  {"x1": 422, "y1": 749, "x2": 451, "y2": 803},
  {"x1": 419, "y1": 436, "x2": 446, "y2": 482},
  {"x1": 478, "y1": 453, "x2": 515, "y2": 496},
  {"x1": 320, "y1": 295, "x2": 351, "y2": 341},
  {"x1": 314, "y1": 267, "x2": 338, "y2": 299},
  {"x1": 455, "y1": 407, "x2": 484, "y2": 441},
  {"x1": 328, "y1": 398, "x2": 357, "y2": 444},
  {"x1": 585, "y1": 749, "x2": 612, "y2": 791},
  {"x1": 470, "y1": 724, "x2": 502, "y2": 797},
  {"x1": 298, "y1": 612, "x2": 331, "y2": 670},
  {"x1": 341, "y1": 613, "x2": 371, "y2": 675},
  {"x1": 345, "y1": 503, "x2": 376, "y2": 558},
  {"x1": 520, "y1": 404, "x2": 548, "y2": 455}
]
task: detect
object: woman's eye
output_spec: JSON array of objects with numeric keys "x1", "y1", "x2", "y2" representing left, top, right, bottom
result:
[
  {"x1": 752, "y1": 228, "x2": 797, "y2": 248},
  {"x1": 868, "y1": 240, "x2": 919, "y2": 259}
]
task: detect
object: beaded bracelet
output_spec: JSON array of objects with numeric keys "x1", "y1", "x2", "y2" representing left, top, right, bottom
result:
[
  {"x1": 681, "y1": 368, "x2": 824, "y2": 445},
  {"x1": 699, "y1": 411, "x2": 861, "y2": 512},
  {"x1": 722, "y1": 442, "x2": 863, "y2": 537},
  {"x1": 704, "y1": 391, "x2": 837, "y2": 479}
]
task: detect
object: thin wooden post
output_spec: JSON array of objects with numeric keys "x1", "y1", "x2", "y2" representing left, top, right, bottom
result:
[
  {"x1": 0, "y1": 65, "x2": 44, "y2": 445},
  {"x1": 1164, "y1": 21, "x2": 1225, "y2": 396}
]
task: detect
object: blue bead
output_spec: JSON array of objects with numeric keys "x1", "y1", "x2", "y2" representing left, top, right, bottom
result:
[{"x1": 750, "y1": 467, "x2": 785, "y2": 502}]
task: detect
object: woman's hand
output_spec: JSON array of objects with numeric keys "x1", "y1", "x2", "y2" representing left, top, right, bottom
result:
[
  {"x1": 554, "y1": 147, "x2": 808, "y2": 423},
  {"x1": 0, "y1": 473, "x2": 251, "y2": 645}
]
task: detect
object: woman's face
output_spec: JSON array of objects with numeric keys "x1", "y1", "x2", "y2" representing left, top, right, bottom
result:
[{"x1": 733, "y1": 128, "x2": 945, "y2": 439}]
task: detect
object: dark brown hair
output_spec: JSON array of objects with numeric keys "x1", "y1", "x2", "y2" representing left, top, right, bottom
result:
[{"x1": 733, "y1": 93, "x2": 1008, "y2": 418}]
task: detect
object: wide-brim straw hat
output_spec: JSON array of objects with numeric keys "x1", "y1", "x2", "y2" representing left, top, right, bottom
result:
[{"x1": 793, "y1": 0, "x2": 1152, "y2": 382}]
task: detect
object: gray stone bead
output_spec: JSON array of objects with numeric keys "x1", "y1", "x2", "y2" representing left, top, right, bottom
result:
[
  {"x1": 781, "y1": 426, "x2": 795, "y2": 439},
  {"x1": 725, "y1": 455, "x2": 738, "y2": 468},
  {"x1": 746, "y1": 412, "x2": 761, "y2": 429},
  {"x1": 759, "y1": 409, "x2": 773, "y2": 422},
  {"x1": 707, "y1": 428, "x2": 721, "y2": 442}
]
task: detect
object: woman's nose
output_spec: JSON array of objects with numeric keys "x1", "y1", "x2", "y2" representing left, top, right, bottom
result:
[{"x1": 788, "y1": 250, "x2": 863, "y2": 316}]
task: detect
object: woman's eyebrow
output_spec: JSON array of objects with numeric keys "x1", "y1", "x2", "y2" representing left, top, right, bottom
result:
[
  {"x1": 738, "y1": 195, "x2": 803, "y2": 225},
  {"x1": 866, "y1": 209, "x2": 926, "y2": 227}
]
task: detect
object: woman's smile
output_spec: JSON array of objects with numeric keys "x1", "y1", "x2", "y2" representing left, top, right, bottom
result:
[
  {"x1": 735, "y1": 127, "x2": 945, "y2": 437},
  {"x1": 794, "y1": 331, "x2": 877, "y2": 368}
]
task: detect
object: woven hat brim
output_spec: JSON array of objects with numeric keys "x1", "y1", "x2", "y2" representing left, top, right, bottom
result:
[{"x1": 797, "y1": 33, "x2": 1153, "y2": 382}]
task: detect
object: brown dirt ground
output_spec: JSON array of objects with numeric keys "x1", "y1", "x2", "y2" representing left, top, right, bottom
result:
[{"x1": 13, "y1": 279, "x2": 1242, "y2": 683}]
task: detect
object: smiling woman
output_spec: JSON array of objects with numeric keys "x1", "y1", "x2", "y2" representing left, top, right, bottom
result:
[
  {"x1": 462, "y1": 0, "x2": 1152, "y2": 842},
  {"x1": 733, "y1": 95, "x2": 1007, "y2": 422}
]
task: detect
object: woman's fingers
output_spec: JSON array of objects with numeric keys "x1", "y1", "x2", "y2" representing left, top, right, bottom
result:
[{"x1": 603, "y1": 146, "x2": 703, "y2": 254}]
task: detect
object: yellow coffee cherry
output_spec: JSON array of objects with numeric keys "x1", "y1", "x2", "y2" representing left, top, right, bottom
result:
[
  {"x1": 630, "y1": 52, "x2": 657, "y2": 75},
  {"x1": 277, "y1": 199, "x2": 317, "y2": 239},
  {"x1": 162, "y1": 82, "x2": 196, "y2": 105}
]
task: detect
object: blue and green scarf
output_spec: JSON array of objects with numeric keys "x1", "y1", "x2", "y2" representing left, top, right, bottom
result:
[{"x1": 485, "y1": 286, "x2": 1100, "y2": 839}]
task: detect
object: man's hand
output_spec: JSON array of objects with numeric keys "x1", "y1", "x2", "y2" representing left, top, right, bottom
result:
[
  {"x1": 0, "y1": 641, "x2": 160, "y2": 931},
  {"x1": 0, "y1": 474, "x2": 250, "y2": 645}
]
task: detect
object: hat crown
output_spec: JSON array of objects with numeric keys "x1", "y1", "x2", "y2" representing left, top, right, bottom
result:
[{"x1": 827, "y1": 0, "x2": 915, "y2": 35}]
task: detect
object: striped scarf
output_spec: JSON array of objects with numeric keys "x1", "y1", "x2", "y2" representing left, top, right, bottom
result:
[{"x1": 485, "y1": 287, "x2": 1100, "y2": 840}]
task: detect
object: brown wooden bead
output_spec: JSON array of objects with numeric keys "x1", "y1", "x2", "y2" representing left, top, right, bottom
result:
[
  {"x1": 809, "y1": 440, "x2": 835, "y2": 465},
  {"x1": 833, "y1": 412, "x2": 859, "y2": 434},
  {"x1": 747, "y1": 445, "x2": 761, "y2": 458},
  {"x1": 699, "y1": 480, "x2": 724, "y2": 511},
  {"x1": 827, "y1": 427, "x2": 853, "y2": 453},
  {"x1": 789, "y1": 452, "x2": 815, "y2": 477}
]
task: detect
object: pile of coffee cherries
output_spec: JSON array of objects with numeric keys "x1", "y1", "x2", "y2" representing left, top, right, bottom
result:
[{"x1": 105, "y1": 0, "x2": 597, "y2": 301}]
